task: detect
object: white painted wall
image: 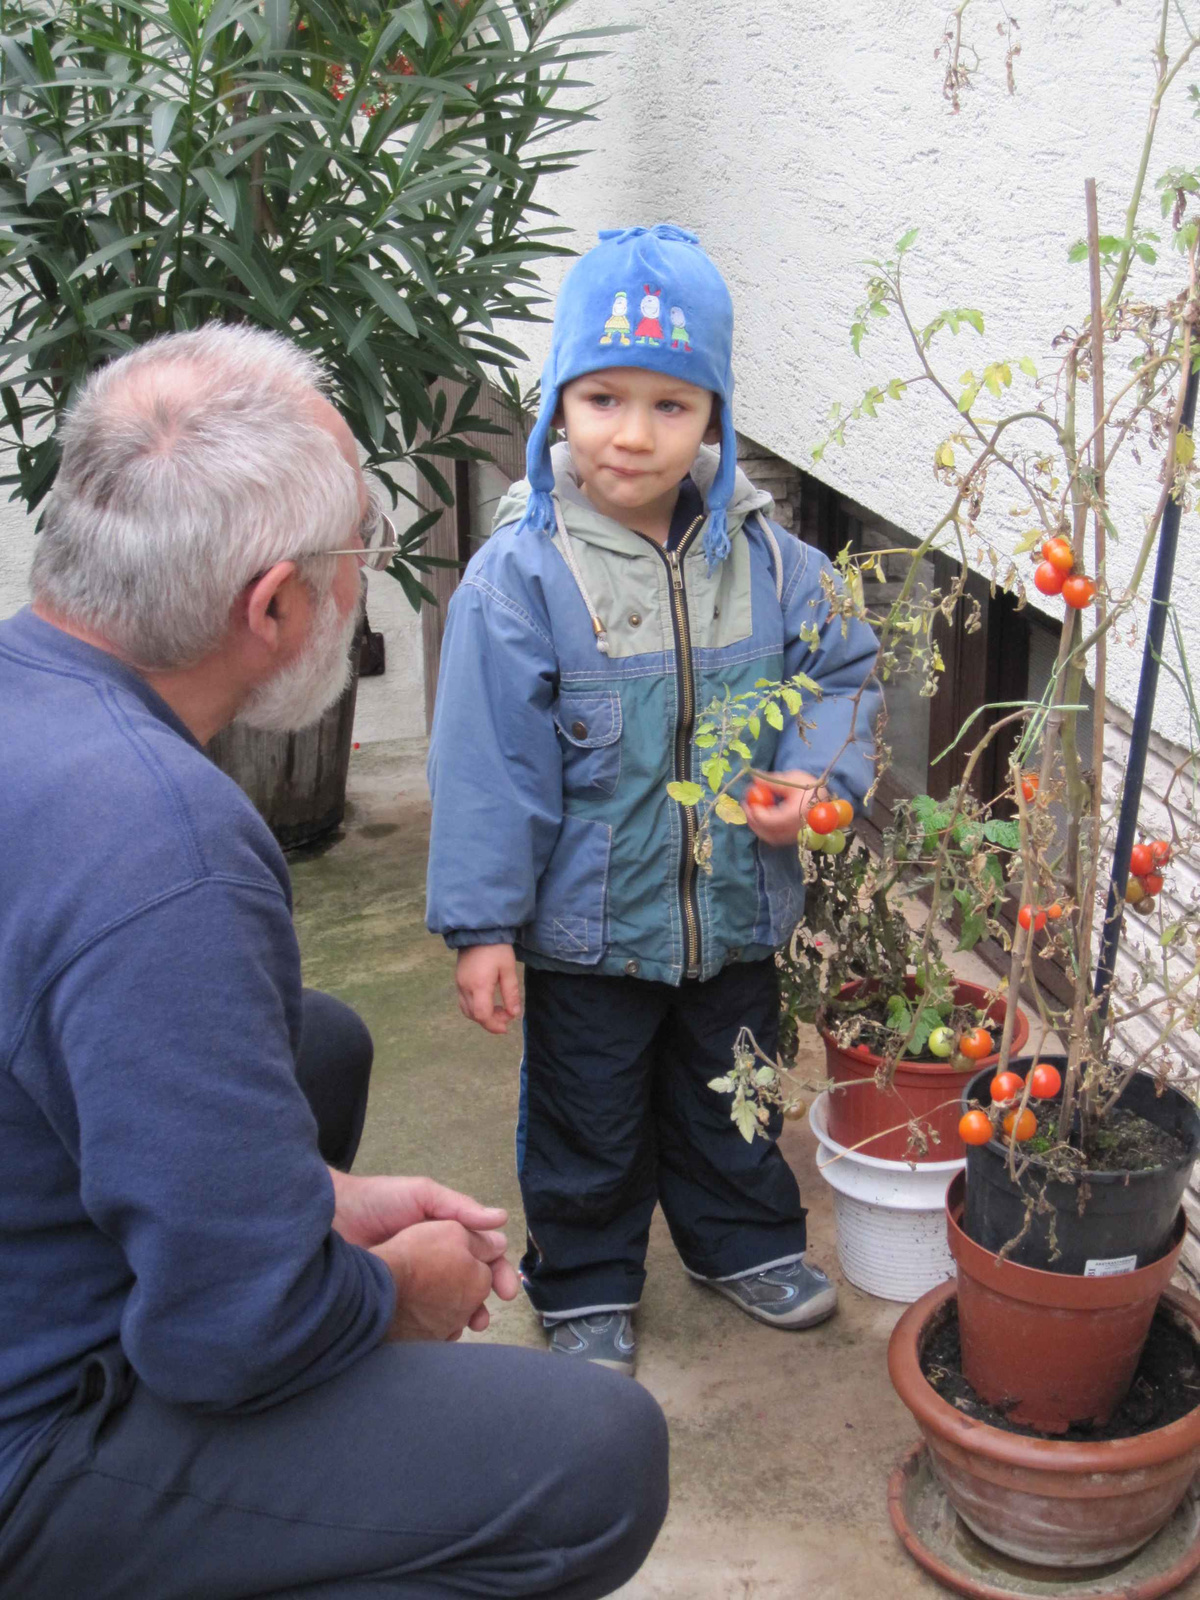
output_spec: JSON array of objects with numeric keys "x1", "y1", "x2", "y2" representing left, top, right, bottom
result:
[
  {"x1": 519, "y1": 0, "x2": 1199, "y2": 743},
  {"x1": 0, "y1": 464, "x2": 425, "y2": 746}
]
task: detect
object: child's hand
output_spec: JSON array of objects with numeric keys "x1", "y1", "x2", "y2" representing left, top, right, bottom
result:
[
  {"x1": 744, "y1": 769, "x2": 828, "y2": 847},
  {"x1": 456, "y1": 944, "x2": 522, "y2": 1035}
]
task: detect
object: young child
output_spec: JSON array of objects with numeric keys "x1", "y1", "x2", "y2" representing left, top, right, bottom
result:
[{"x1": 427, "y1": 225, "x2": 879, "y2": 1375}]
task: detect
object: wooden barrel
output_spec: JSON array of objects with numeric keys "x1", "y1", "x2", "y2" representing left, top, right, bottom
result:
[{"x1": 206, "y1": 662, "x2": 360, "y2": 851}]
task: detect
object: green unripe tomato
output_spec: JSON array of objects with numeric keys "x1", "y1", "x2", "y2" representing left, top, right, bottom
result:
[
  {"x1": 802, "y1": 827, "x2": 825, "y2": 852},
  {"x1": 928, "y1": 1027, "x2": 955, "y2": 1059},
  {"x1": 823, "y1": 829, "x2": 847, "y2": 855}
]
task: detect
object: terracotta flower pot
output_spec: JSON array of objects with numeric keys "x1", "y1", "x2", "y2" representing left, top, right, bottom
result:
[
  {"x1": 946, "y1": 1171, "x2": 1186, "y2": 1433},
  {"x1": 819, "y1": 978, "x2": 1029, "y2": 1163},
  {"x1": 888, "y1": 1276, "x2": 1200, "y2": 1568}
]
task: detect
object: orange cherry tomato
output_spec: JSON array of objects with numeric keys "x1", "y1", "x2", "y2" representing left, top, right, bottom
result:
[
  {"x1": 1130, "y1": 842, "x2": 1153, "y2": 877},
  {"x1": 1143, "y1": 871, "x2": 1165, "y2": 897},
  {"x1": 989, "y1": 1070, "x2": 1025, "y2": 1104},
  {"x1": 1020, "y1": 773, "x2": 1039, "y2": 803},
  {"x1": 1018, "y1": 905, "x2": 1046, "y2": 932},
  {"x1": 805, "y1": 801, "x2": 841, "y2": 835},
  {"x1": 1003, "y1": 1108, "x2": 1037, "y2": 1141},
  {"x1": 745, "y1": 780, "x2": 777, "y2": 809},
  {"x1": 1028, "y1": 1062, "x2": 1062, "y2": 1099},
  {"x1": 1150, "y1": 839, "x2": 1172, "y2": 867},
  {"x1": 1046, "y1": 902, "x2": 1064, "y2": 921},
  {"x1": 959, "y1": 1027, "x2": 994, "y2": 1061},
  {"x1": 1042, "y1": 537, "x2": 1075, "y2": 575},
  {"x1": 1062, "y1": 573, "x2": 1096, "y2": 609},
  {"x1": 959, "y1": 1109, "x2": 994, "y2": 1146},
  {"x1": 1034, "y1": 560, "x2": 1066, "y2": 596},
  {"x1": 832, "y1": 797, "x2": 855, "y2": 829}
]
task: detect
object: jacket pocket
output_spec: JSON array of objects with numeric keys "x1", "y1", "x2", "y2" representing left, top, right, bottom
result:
[
  {"x1": 553, "y1": 691, "x2": 622, "y2": 798},
  {"x1": 522, "y1": 814, "x2": 612, "y2": 965}
]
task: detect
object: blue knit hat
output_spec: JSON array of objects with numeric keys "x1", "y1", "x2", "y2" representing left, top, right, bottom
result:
[{"x1": 520, "y1": 223, "x2": 737, "y2": 568}]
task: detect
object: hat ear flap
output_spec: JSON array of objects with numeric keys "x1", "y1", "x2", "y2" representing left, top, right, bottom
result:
[
  {"x1": 516, "y1": 388, "x2": 559, "y2": 535},
  {"x1": 702, "y1": 400, "x2": 738, "y2": 570}
]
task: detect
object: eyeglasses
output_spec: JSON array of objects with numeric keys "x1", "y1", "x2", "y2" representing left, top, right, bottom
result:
[{"x1": 307, "y1": 508, "x2": 402, "y2": 573}]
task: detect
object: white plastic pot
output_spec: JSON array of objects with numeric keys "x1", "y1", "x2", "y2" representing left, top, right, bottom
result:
[{"x1": 808, "y1": 1092, "x2": 962, "y2": 1303}]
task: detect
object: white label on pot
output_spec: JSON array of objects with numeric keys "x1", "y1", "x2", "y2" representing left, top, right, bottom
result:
[{"x1": 1083, "y1": 1254, "x2": 1138, "y2": 1277}]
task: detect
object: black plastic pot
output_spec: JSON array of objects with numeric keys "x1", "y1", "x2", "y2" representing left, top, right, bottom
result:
[{"x1": 961, "y1": 1058, "x2": 1200, "y2": 1274}]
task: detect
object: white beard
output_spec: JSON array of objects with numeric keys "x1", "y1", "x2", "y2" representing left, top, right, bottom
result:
[{"x1": 236, "y1": 587, "x2": 361, "y2": 733}]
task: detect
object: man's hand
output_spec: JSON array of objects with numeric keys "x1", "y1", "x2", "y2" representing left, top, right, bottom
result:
[
  {"x1": 744, "y1": 769, "x2": 828, "y2": 848},
  {"x1": 372, "y1": 1219, "x2": 514, "y2": 1341},
  {"x1": 456, "y1": 943, "x2": 522, "y2": 1034},
  {"x1": 332, "y1": 1172, "x2": 520, "y2": 1338}
]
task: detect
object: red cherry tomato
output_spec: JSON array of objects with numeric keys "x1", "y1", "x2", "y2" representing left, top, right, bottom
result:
[
  {"x1": 1046, "y1": 902, "x2": 1064, "y2": 921},
  {"x1": 1020, "y1": 773, "x2": 1039, "y2": 803},
  {"x1": 990, "y1": 1070, "x2": 1025, "y2": 1104},
  {"x1": 1062, "y1": 573, "x2": 1096, "y2": 609},
  {"x1": 1034, "y1": 561, "x2": 1066, "y2": 597},
  {"x1": 1130, "y1": 842, "x2": 1153, "y2": 877},
  {"x1": 1028, "y1": 1062, "x2": 1062, "y2": 1099},
  {"x1": 805, "y1": 801, "x2": 841, "y2": 835},
  {"x1": 1143, "y1": 871, "x2": 1165, "y2": 896},
  {"x1": 959, "y1": 1109, "x2": 994, "y2": 1146},
  {"x1": 1150, "y1": 839, "x2": 1172, "y2": 867},
  {"x1": 1018, "y1": 905, "x2": 1047, "y2": 932},
  {"x1": 1003, "y1": 1108, "x2": 1037, "y2": 1141},
  {"x1": 959, "y1": 1027, "x2": 994, "y2": 1061},
  {"x1": 1042, "y1": 537, "x2": 1075, "y2": 575},
  {"x1": 745, "y1": 780, "x2": 777, "y2": 809},
  {"x1": 832, "y1": 797, "x2": 855, "y2": 829}
]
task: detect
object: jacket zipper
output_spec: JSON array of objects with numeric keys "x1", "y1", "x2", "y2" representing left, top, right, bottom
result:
[{"x1": 635, "y1": 516, "x2": 705, "y2": 979}]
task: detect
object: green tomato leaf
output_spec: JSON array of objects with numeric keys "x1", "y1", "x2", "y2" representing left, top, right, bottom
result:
[
  {"x1": 764, "y1": 701, "x2": 784, "y2": 731},
  {"x1": 667, "y1": 781, "x2": 703, "y2": 807}
]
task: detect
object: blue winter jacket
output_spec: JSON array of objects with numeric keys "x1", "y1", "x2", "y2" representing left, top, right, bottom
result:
[{"x1": 426, "y1": 444, "x2": 880, "y2": 986}]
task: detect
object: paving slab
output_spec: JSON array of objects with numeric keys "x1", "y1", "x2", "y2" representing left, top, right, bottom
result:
[{"x1": 288, "y1": 739, "x2": 950, "y2": 1599}]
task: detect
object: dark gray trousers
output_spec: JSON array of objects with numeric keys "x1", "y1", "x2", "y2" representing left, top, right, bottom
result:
[{"x1": 0, "y1": 992, "x2": 669, "y2": 1598}]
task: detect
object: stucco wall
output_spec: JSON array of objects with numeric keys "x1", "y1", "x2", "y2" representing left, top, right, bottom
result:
[
  {"x1": 0, "y1": 470, "x2": 425, "y2": 746},
  {"x1": 520, "y1": 0, "x2": 1199, "y2": 742}
]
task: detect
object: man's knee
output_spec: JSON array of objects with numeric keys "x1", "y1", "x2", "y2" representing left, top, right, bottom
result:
[{"x1": 552, "y1": 1367, "x2": 669, "y2": 1591}]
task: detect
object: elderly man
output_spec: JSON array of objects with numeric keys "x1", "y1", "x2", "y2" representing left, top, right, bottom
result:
[{"x1": 0, "y1": 326, "x2": 668, "y2": 1598}]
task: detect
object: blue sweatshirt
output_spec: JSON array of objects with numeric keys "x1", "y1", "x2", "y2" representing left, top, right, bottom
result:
[{"x1": 0, "y1": 609, "x2": 394, "y2": 1498}]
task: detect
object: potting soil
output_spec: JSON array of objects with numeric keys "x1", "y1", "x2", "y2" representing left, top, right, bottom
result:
[
  {"x1": 1027, "y1": 1102, "x2": 1189, "y2": 1174},
  {"x1": 829, "y1": 1000, "x2": 981, "y2": 1063},
  {"x1": 920, "y1": 1302, "x2": 1200, "y2": 1440}
]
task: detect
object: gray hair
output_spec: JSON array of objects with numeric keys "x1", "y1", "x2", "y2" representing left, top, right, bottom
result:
[{"x1": 30, "y1": 324, "x2": 362, "y2": 669}]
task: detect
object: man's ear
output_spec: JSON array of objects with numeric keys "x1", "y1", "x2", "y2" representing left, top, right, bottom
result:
[
  {"x1": 704, "y1": 395, "x2": 722, "y2": 445},
  {"x1": 244, "y1": 561, "x2": 302, "y2": 651}
]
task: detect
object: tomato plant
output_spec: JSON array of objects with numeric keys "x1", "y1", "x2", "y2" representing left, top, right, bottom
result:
[
  {"x1": 1034, "y1": 560, "x2": 1066, "y2": 596},
  {"x1": 1149, "y1": 839, "x2": 1172, "y2": 867},
  {"x1": 1042, "y1": 536, "x2": 1075, "y2": 574},
  {"x1": 805, "y1": 801, "x2": 840, "y2": 835},
  {"x1": 990, "y1": 1070, "x2": 1025, "y2": 1103},
  {"x1": 1129, "y1": 842, "x2": 1153, "y2": 877},
  {"x1": 1003, "y1": 1107, "x2": 1037, "y2": 1141},
  {"x1": 1017, "y1": 904, "x2": 1047, "y2": 932},
  {"x1": 959, "y1": 1026, "x2": 994, "y2": 1060},
  {"x1": 1029, "y1": 1062, "x2": 1063, "y2": 1099},
  {"x1": 1143, "y1": 871, "x2": 1165, "y2": 896},
  {"x1": 1061, "y1": 573, "x2": 1096, "y2": 609},
  {"x1": 1020, "y1": 773, "x2": 1039, "y2": 803},
  {"x1": 958, "y1": 1109, "x2": 994, "y2": 1146}
]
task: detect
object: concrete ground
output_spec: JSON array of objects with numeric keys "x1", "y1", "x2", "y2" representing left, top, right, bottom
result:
[{"x1": 290, "y1": 740, "x2": 951, "y2": 1600}]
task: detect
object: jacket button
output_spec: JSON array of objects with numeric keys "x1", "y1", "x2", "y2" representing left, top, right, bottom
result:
[
  {"x1": 624, "y1": 959, "x2": 640, "y2": 976},
  {"x1": 629, "y1": 612, "x2": 642, "y2": 627},
  {"x1": 571, "y1": 720, "x2": 588, "y2": 739}
]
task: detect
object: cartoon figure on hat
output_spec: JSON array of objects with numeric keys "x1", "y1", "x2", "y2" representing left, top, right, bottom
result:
[
  {"x1": 634, "y1": 287, "x2": 664, "y2": 346},
  {"x1": 599, "y1": 290, "x2": 631, "y2": 347},
  {"x1": 668, "y1": 305, "x2": 692, "y2": 352}
]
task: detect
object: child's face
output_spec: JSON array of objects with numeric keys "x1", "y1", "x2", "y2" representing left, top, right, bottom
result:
[{"x1": 557, "y1": 367, "x2": 718, "y2": 527}]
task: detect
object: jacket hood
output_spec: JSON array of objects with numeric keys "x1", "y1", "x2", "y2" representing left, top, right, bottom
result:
[{"x1": 491, "y1": 442, "x2": 774, "y2": 548}]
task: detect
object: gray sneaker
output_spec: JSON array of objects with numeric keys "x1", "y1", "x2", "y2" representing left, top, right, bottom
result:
[
  {"x1": 703, "y1": 1257, "x2": 838, "y2": 1329},
  {"x1": 546, "y1": 1312, "x2": 637, "y2": 1376}
]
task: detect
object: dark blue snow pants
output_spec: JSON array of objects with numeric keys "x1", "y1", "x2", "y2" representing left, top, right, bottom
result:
[{"x1": 517, "y1": 960, "x2": 807, "y2": 1317}]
